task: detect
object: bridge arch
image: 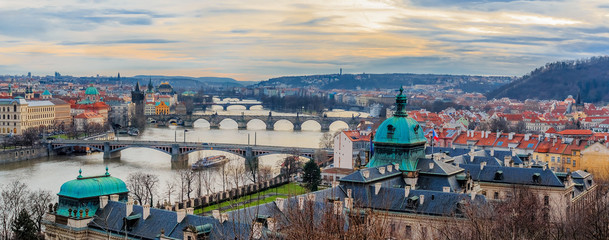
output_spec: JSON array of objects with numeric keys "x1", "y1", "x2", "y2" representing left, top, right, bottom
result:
[
  {"x1": 53, "y1": 144, "x2": 104, "y2": 153},
  {"x1": 108, "y1": 146, "x2": 173, "y2": 155},
  {"x1": 273, "y1": 119, "x2": 294, "y2": 131},
  {"x1": 193, "y1": 119, "x2": 211, "y2": 128},
  {"x1": 226, "y1": 105, "x2": 246, "y2": 111},
  {"x1": 301, "y1": 120, "x2": 322, "y2": 131},
  {"x1": 246, "y1": 119, "x2": 266, "y2": 130},
  {"x1": 219, "y1": 118, "x2": 239, "y2": 129},
  {"x1": 249, "y1": 105, "x2": 263, "y2": 110},
  {"x1": 329, "y1": 120, "x2": 349, "y2": 131}
]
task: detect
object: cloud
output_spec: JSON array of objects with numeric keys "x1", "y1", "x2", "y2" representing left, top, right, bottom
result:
[{"x1": 60, "y1": 39, "x2": 179, "y2": 45}]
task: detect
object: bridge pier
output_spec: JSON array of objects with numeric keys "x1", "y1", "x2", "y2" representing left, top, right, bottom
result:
[
  {"x1": 321, "y1": 123, "x2": 330, "y2": 132},
  {"x1": 103, "y1": 142, "x2": 121, "y2": 160},
  {"x1": 222, "y1": 105, "x2": 228, "y2": 111},
  {"x1": 171, "y1": 144, "x2": 189, "y2": 163},
  {"x1": 293, "y1": 122, "x2": 301, "y2": 131}
]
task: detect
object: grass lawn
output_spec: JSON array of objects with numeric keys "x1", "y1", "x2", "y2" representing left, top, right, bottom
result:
[{"x1": 194, "y1": 182, "x2": 307, "y2": 214}]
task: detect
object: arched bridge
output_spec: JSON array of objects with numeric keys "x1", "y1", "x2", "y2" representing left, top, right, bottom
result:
[
  {"x1": 149, "y1": 112, "x2": 377, "y2": 131},
  {"x1": 48, "y1": 139, "x2": 331, "y2": 163},
  {"x1": 208, "y1": 101, "x2": 263, "y2": 111}
]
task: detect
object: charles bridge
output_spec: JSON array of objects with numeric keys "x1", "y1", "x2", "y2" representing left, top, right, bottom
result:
[{"x1": 148, "y1": 112, "x2": 376, "y2": 131}]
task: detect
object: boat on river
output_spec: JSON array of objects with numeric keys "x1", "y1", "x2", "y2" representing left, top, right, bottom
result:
[{"x1": 191, "y1": 155, "x2": 228, "y2": 170}]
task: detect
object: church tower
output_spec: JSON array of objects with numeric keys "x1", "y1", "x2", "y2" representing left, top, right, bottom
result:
[{"x1": 367, "y1": 87, "x2": 427, "y2": 172}]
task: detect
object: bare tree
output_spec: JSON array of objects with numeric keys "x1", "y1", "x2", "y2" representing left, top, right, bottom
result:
[
  {"x1": 28, "y1": 189, "x2": 53, "y2": 234},
  {"x1": 258, "y1": 165, "x2": 273, "y2": 183},
  {"x1": 165, "y1": 180, "x2": 177, "y2": 205},
  {"x1": 178, "y1": 169, "x2": 196, "y2": 201},
  {"x1": 319, "y1": 132, "x2": 335, "y2": 148},
  {"x1": 0, "y1": 180, "x2": 30, "y2": 240},
  {"x1": 127, "y1": 172, "x2": 159, "y2": 205}
]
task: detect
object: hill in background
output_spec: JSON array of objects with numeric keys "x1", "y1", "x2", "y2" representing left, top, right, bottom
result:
[
  {"x1": 487, "y1": 56, "x2": 609, "y2": 103},
  {"x1": 256, "y1": 73, "x2": 513, "y2": 93}
]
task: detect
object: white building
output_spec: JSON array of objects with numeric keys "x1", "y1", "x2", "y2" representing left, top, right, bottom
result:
[{"x1": 333, "y1": 130, "x2": 371, "y2": 169}]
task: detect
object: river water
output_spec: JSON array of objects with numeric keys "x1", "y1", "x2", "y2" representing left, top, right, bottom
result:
[{"x1": 0, "y1": 106, "x2": 366, "y2": 203}]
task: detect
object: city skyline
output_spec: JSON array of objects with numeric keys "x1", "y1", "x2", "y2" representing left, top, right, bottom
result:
[{"x1": 0, "y1": 0, "x2": 607, "y2": 81}]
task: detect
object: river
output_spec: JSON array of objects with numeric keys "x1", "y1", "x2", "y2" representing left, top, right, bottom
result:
[{"x1": 0, "y1": 107, "x2": 366, "y2": 203}]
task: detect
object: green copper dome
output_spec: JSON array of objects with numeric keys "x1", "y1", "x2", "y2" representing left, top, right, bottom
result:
[
  {"x1": 42, "y1": 90, "x2": 51, "y2": 95},
  {"x1": 58, "y1": 170, "x2": 128, "y2": 199},
  {"x1": 85, "y1": 86, "x2": 100, "y2": 95},
  {"x1": 367, "y1": 87, "x2": 426, "y2": 172}
]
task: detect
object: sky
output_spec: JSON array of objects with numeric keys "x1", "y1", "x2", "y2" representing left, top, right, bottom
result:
[{"x1": 0, "y1": 0, "x2": 608, "y2": 81}]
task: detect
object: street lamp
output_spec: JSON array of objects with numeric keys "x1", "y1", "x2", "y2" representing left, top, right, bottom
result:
[{"x1": 184, "y1": 129, "x2": 188, "y2": 143}]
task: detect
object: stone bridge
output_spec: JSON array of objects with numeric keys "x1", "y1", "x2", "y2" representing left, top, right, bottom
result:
[
  {"x1": 209, "y1": 101, "x2": 263, "y2": 111},
  {"x1": 149, "y1": 112, "x2": 376, "y2": 131},
  {"x1": 48, "y1": 139, "x2": 331, "y2": 165}
]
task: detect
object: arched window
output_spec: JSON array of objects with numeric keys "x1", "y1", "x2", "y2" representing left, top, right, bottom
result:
[
  {"x1": 13, "y1": 105, "x2": 16, "y2": 112},
  {"x1": 387, "y1": 124, "x2": 395, "y2": 139}
]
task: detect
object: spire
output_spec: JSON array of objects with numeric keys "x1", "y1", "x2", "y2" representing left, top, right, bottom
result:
[
  {"x1": 105, "y1": 165, "x2": 110, "y2": 176},
  {"x1": 394, "y1": 86, "x2": 408, "y2": 117},
  {"x1": 135, "y1": 81, "x2": 140, "y2": 92},
  {"x1": 78, "y1": 168, "x2": 83, "y2": 179},
  {"x1": 147, "y1": 78, "x2": 154, "y2": 92}
]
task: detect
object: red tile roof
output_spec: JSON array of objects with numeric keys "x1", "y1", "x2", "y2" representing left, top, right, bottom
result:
[{"x1": 556, "y1": 129, "x2": 593, "y2": 136}]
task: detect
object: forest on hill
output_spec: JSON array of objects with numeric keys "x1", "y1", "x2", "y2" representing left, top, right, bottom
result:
[{"x1": 487, "y1": 56, "x2": 609, "y2": 103}]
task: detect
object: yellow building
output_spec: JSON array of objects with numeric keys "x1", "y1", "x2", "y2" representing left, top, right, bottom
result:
[
  {"x1": 0, "y1": 98, "x2": 56, "y2": 135},
  {"x1": 155, "y1": 101, "x2": 170, "y2": 115},
  {"x1": 581, "y1": 142, "x2": 609, "y2": 180}
]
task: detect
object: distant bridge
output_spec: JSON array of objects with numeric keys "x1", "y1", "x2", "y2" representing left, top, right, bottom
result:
[
  {"x1": 148, "y1": 112, "x2": 377, "y2": 131},
  {"x1": 47, "y1": 139, "x2": 331, "y2": 164},
  {"x1": 207, "y1": 101, "x2": 263, "y2": 111}
]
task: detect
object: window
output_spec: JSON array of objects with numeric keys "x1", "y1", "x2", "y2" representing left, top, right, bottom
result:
[
  {"x1": 573, "y1": 160, "x2": 576, "y2": 167},
  {"x1": 567, "y1": 157, "x2": 571, "y2": 164},
  {"x1": 536, "y1": 155, "x2": 539, "y2": 160},
  {"x1": 567, "y1": 168, "x2": 570, "y2": 172},
  {"x1": 405, "y1": 226, "x2": 412, "y2": 237},
  {"x1": 544, "y1": 196, "x2": 549, "y2": 206},
  {"x1": 387, "y1": 125, "x2": 395, "y2": 139},
  {"x1": 558, "y1": 157, "x2": 561, "y2": 163},
  {"x1": 494, "y1": 192, "x2": 499, "y2": 199}
]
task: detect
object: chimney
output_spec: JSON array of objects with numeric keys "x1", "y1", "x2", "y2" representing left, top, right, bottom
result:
[
  {"x1": 253, "y1": 222, "x2": 263, "y2": 239},
  {"x1": 387, "y1": 164, "x2": 393, "y2": 172},
  {"x1": 298, "y1": 196, "x2": 305, "y2": 210},
  {"x1": 267, "y1": 218, "x2": 276, "y2": 232},
  {"x1": 404, "y1": 186, "x2": 411, "y2": 197},
  {"x1": 470, "y1": 154, "x2": 474, "y2": 162},
  {"x1": 99, "y1": 196, "x2": 108, "y2": 208},
  {"x1": 212, "y1": 210, "x2": 221, "y2": 220},
  {"x1": 470, "y1": 193, "x2": 476, "y2": 201},
  {"x1": 512, "y1": 150, "x2": 516, "y2": 157},
  {"x1": 345, "y1": 197, "x2": 353, "y2": 210},
  {"x1": 419, "y1": 195, "x2": 425, "y2": 205},
  {"x1": 543, "y1": 165, "x2": 547, "y2": 171},
  {"x1": 126, "y1": 200, "x2": 133, "y2": 216},
  {"x1": 480, "y1": 161, "x2": 487, "y2": 170},
  {"x1": 307, "y1": 193, "x2": 316, "y2": 202},
  {"x1": 176, "y1": 209, "x2": 186, "y2": 223},
  {"x1": 486, "y1": 131, "x2": 491, "y2": 138},
  {"x1": 504, "y1": 156, "x2": 511, "y2": 167},
  {"x1": 110, "y1": 194, "x2": 119, "y2": 202},
  {"x1": 524, "y1": 134, "x2": 530, "y2": 141},
  {"x1": 333, "y1": 201, "x2": 343, "y2": 215},
  {"x1": 275, "y1": 198, "x2": 285, "y2": 212},
  {"x1": 143, "y1": 205, "x2": 150, "y2": 219},
  {"x1": 378, "y1": 166, "x2": 385, "y2": 174},
  {"x1": 429, "y1": 162, "x2": 434, "y2": 170},
  {"x1": 509, "y1": 132, "x2": 514, "y2": 140},
  {"x1": 186, "y1": 207, "x2": 194, "y2": 215},
  {"x1": 443, "y1": 186, "x2": 450, "y2": 192},
  {"x1": 362, "y1": 170, "x2": 369, "y2": 178},
  {"x1": 490, "y1": 149, "x2": 494, "y2": 156},
  {"x1": 347, "y1": 189, "x2": 352, "y2": 198},
  {"x1": 480, "y1": 131, "x2": 485, "y2": 138},
  {"x1": 374, "y1": 182, "x2": 382, "y2": 195}
]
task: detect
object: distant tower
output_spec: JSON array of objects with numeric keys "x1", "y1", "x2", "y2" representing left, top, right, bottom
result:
[
  {"x1": 117, "y1": 72, "x2": 121, "y2": 81},
  {"x1": 8, "y1": 85, "x2": 12, "y2": 97},
  {"x1": 25, "y1": 86, "x2": 34, "y2": 100},
  {"x1": 131, "y1": 81, "x2": 145, "y2": 127},
  {"x1": 27, "y1": 72, "x2": 31, "y2": 78},
  {"x1": 339, "y1": 68, "x2": 342, "y2": 76}
]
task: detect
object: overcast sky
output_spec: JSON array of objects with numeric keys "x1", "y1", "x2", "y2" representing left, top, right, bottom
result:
[{"x1": 0, "y1": 0, "x2": 607, "y2": 81}]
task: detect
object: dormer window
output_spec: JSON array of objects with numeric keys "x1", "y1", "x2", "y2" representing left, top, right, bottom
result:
[
  {"x1": 533, "y1": 173, "x2": 541, "y2": 183},
  {"x1": 494, "y1": 171, "x2": 503, "y2": 180},
  {"x1": 387, "y1": 125, "x2": 395, "y2": 139},
  {"x1": 406, "y1": 196, "x2": 419, "y2": 209}
]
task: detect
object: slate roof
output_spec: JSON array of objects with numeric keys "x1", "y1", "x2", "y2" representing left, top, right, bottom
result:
[
  {"x1": 340, "y1": 164, "x2": 402, "y2": 183},
  {"x1": 425, "y1": 147, "x2": 470, "y2": 157},
  {"x1": 89, "y1": 201, "x2": 236, "y2": 240},
  {"x1": 418, "y1": 158, "x2": 463, "y2": 175},
  {"x1": 461, "y1": 164, "x2": 565, "y2": 187}
]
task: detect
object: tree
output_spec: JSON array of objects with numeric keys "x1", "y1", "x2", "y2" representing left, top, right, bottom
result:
[
  {"x1": 302, "y1": 159, "x2": 321, "y2": 191},
  {"x1": 28, "y1": 189, "x2": 53, "y2": 233},
  {"x1": 11, "y1": 209, "x2": 37, "y2": 240},
  {"x1": 127, "y1": 172, "x2": 159, "y2": 205},
  {"x1": 319, "y1": 132, "x2": 335, "y2": 148},
  {"x1": 281, "y1": 150, "x2": 302, "y2": 180},
  {"x1": 0, "y1": 180, "x2": 30, "y2": 239}
]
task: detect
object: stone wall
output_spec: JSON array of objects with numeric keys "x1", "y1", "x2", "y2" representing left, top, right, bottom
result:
[
  {"x1": 0, "y1": 145, "x2": 53, "y2": 164},
  {"x1": 169, "y1": 176, "x2": 290, "y2": 211}
]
